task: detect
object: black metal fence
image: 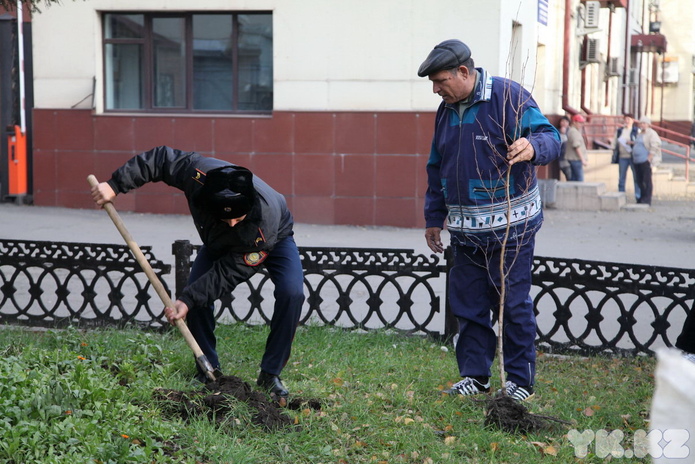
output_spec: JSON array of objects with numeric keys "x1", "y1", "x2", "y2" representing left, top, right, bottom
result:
[
  {"x1": 1, "y1": 238, "x2": 693, "y2": 356},
  {"x1": 0, "y1": 239, "x2": 171, "y2": 329},
  {"x1": 172, "y1": 240, "x2": 448, "y2": 338},
  {"x1": 532, "y1": 257, "x2": 694, "y2": 356}
]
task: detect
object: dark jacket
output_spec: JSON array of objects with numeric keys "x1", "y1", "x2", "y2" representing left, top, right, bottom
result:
[
  {"x1": 425, "y1": 68, "x2": 561, "y2": 247},
  {"x1": 106, "y1": 146, "x2": 294, "y2": 309},
  {"x1": 612, "y1": 125, "x2": 638, "y2": 162}
]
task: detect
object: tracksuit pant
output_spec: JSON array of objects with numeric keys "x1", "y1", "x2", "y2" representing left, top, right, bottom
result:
[
  {"x1": 676, "y1": 309, "x2": 695, "y2": 354},
  {"x1": 634, "y1": 161, "x2": 653, "y2": 205},
  {"x1": 186, "y1": 235, "x2": 305, "y2": 377},
  {"x1": 449, "y1": 235, "x2": 537, "y2": 387}
]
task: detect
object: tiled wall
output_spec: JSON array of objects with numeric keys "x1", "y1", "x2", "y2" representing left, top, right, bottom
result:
[{"x1": 32, "y1": 109, "x2": 551, "y2": 228}]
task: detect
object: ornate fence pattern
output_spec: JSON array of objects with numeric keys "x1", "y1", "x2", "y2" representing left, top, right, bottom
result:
[
  {"x1": 172, "y1": 241, "x2": 447, "y2": 338},
  {"x1": 1, "y1": 238, "x2": 693, "y2": 356},
  {"x1": 0, "y1": 239, "x2": 171, "y2": 329},
  {"x1": 532, "y1": 257, "x2": 695, "y2": 356}
]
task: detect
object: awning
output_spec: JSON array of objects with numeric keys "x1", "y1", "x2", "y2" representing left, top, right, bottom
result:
[
  {"x1": 631, "y1": 34, "x2": 667, "y2": 54},
  {"x1": 597, "y1": 0, "x2": 627, "y2": 8}
]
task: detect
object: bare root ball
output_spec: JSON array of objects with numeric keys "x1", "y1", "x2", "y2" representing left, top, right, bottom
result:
[{"x1": 484, "y1": 394, "x2": 568, "y2": 434}]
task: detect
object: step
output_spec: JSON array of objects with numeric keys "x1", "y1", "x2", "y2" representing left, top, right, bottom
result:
[
  {"x1": 555, "y1": 182, "x2": 607, "y2": 210},
  {"x1": 622, "y1": 203, "x2": 651, "y2": 212},
  {"x1": 599, "y1": 191, "x2": 627, "y2": 211}
]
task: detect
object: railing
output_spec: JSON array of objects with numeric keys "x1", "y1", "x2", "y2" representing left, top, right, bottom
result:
[
  {"x1": 532, "y1": 257, "x2": 694, "y2": 356},
  {"x1": 660, "y1": 141, "x2": 692, "y2": 182},
  {"x1": 654, "y1": 124, "x2": 695, "y2": 148},
  {"x1": 0, "y1": 239, "x2": 171, "y2": 329},
  {"x1": 583, "y1": 115, "x2": 622, "y2": 149},
  {"x1": 172, "y1": 241, "x2": 449, "y2": 339},
  {"x1": 171, "y1": 240, "x2": 694, "y2": 356},
  {"x1": 2, "y1": 238, "x2": 694, "y2": 356}
]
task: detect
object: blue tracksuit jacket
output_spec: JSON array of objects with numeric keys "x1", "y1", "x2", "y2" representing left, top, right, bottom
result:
[{"x1": 425, "y1": 68, "x2": 561, "y2": 248}]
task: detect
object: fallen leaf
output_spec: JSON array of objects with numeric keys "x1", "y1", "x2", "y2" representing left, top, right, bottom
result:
[
  {"x1": 583, "y1": 407, "x2": 595, "y2": 417},
  {"x1": 444, "y1": 436, "x2": 456, "y2": 446},
  {"x1": 531, "y1": 441, "x2": 557, "y2": 456}
]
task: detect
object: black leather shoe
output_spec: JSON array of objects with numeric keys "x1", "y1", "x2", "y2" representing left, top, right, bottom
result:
[{"x1": 256, "y1": 371, "x2": 289, "y2": 397}]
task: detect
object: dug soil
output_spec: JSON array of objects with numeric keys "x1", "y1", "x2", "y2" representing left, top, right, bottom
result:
[{"x1": 154, "y1": 374, "x2": 321, "y2": 431}]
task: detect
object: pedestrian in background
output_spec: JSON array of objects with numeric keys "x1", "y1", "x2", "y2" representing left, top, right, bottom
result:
[
  {"x1": 612, "y1": 113, "x2": 640, "y2": 201},
  {"x1": 632, "y1": 117, "x2": 662, "y2": 206},
  {"x1": 565, "y1": 114, "x2": 588, "y2": 181},
  {"x1": 557, "y1": 116, "x2": 573, "y2": 181},
  {"x1": 417, "y1": 39, "x2": 561, "y2": 402}
]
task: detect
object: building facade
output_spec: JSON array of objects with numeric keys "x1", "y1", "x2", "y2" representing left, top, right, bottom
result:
[{"x1": 1, "y1": 0, "x2": 693, "y2": 226}]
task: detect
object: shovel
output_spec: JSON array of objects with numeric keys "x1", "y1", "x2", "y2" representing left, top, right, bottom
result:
[{"x1": 87, "y1": 174, "x2": 218, "y2": 382}]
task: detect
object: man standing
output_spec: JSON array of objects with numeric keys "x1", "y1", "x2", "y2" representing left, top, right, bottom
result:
[
  {"x1": 417, "y1": 40, "x2": 560, "y2": 401},
  {"x1": 90, "y1": 146, "x2": 305, "y2": 399},
  {"x1": 612, "y1": 114, "x2": 640, "y2": 201},
  {"x1": 632, "y1": 116, "x2": 662, "y2": 206},
  {"x1": 565, "y1": 114, "x2": 589, "y2": 181}
]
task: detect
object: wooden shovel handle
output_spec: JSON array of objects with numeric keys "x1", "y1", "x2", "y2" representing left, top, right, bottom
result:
[{"x1": 87, "y1": 174, "x2": 216, "y2": 380}]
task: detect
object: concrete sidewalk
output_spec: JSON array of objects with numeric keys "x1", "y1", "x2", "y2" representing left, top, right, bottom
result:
[{"x1": 1, "y1": 199, "x2": 695, "y2": 269}]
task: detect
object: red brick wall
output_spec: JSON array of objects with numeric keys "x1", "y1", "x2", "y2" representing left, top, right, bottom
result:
[
  {"x1": 32, "y1": 109, "x2": 434, "y2": 227},
  {"x1": 32, "y1": 109, "x2": 552, "y2": 228}
]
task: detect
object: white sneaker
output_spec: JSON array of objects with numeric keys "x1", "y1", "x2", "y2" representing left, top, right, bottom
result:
[
  {"x1": 497, "y1": 380, "x2": 535, "y2": 402},
  {"x1": 442, "y1": 377, "x2": 490, "y2": 396}
]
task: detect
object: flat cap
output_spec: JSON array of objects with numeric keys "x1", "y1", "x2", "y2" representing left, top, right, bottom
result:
[
  {"x1": 638, "y1": 116, "x2": 652, "y2": 125},
  {"x1": 417, "y1": 39, "x2": 471, "y2": 77}
]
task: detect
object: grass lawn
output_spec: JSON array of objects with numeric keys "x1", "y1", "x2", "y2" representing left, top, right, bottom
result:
[{"x1": 0, "y1": 323, "x2": 656, "y2": 463}]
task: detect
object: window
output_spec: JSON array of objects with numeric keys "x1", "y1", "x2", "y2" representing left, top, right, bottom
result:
[{"x1": 103, "y1": 12, "x2": 273, "y2": 113}]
